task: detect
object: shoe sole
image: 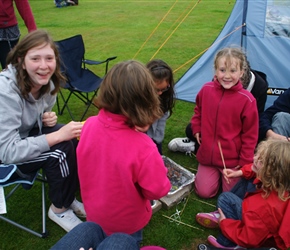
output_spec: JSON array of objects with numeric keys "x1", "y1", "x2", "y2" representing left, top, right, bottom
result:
[{"x1": 196, "y1": 214, "x2": 219, "y2": 229}]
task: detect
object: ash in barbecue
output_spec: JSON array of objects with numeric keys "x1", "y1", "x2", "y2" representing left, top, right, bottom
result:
[{"x1": 163, "y1": 158, "x2": 190, "y2": 192}]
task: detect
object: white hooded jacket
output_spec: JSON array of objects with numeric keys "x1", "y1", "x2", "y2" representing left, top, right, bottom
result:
[{"x1": 0, "y1": 64, "x2": 55, "y2": 163}]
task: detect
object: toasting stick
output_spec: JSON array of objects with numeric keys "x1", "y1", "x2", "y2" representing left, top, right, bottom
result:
[{"x1": 218, "y1": 140, "x2": 230, "y2": 184}]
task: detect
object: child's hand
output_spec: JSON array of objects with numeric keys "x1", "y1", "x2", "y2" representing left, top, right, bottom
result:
[
  {"x1": 42, "y1": 111, "x2": 57, "y2": 127},
  {"x1": 194, "y1": 133, "x2": 201, "y2": 144},
  {"x1": 218, "y1": 208, "x2": 226, "y2": 223},
  {"x1": 223, "y1": 174, "x2": 230, "y2": 184},
  {"x1": 223, "y1": 169, "x2": 243, "y2": 179},
  {"x1": 58, "y1": 121, "x2": 83, "y2": 141}
]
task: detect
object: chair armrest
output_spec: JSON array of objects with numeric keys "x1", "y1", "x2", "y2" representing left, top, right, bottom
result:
[
  {"x1": 83, "y1": 56, "x2": 117, "y2": 74},
  {"x1": 83, "y1": 56, "x2": 117, "y2": 65},
  {"x1": 0, "y1": 164, "x2": 37, "y2": 187},
  {"x1": 83, "y1": 59, "x2": 106, "y2": 66}
]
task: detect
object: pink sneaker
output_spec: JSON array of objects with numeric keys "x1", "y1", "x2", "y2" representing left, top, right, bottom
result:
[
  {"x1": 196, "y1": 211, "x2": 220, "y2": 229},
  {"x1": 207, "y1": 235, "x2": 244, "y2": 249}
]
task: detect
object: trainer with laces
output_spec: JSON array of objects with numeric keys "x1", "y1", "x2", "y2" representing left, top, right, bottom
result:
[
  {"x1": 168, "y1": 119, "x2": 199, "y2": 155},
  {"x1": 48, "y1": 198, "x2": 86, "y2": 232},
  {"x1": 168, "y1": 137, "x2": 195, "y2": 155}
]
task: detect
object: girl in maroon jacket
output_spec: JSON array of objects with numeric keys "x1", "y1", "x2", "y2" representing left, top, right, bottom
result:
[
  {"x1": 192, "y1": 47, "x2": 258, "y2": 198},
  {"x1": 0, "y1": 0, "x2": 37, "y2": 69}
]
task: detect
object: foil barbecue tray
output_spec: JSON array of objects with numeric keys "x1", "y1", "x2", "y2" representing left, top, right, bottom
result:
[{"x1": 162, "y1": 156, "x2": 195, "y2": 196}]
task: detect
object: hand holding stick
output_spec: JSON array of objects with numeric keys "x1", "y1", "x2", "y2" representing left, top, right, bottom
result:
[{"x1": 218, "y1": 140, "x2": 230, "y2": 184}]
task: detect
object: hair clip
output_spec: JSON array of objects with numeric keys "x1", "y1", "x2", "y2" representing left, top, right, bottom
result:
[{"x1": 151, "y1": 66, "x2": 168, "y2": 71}]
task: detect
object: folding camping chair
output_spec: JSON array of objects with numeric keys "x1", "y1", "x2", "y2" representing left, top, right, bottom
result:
[
  {"x1": 55, "y1": 34, "x2": 117, "y2": 121},
  {"x1": 0, "y1": 164, "x2": 47, "y2": 238}
]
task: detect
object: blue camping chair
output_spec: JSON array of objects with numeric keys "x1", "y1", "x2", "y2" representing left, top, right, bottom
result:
[
  {"x1": 0, "y1": 164, "x2": 47, "y2": 238},
  {"x1": 55, "y1": 34, "x2": 117, "y2": 121}
]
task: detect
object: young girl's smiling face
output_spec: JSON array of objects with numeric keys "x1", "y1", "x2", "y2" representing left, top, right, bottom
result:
[
  {"x1": 22, "y1": 43, "x2": 56, "y2": 91},
  {"x1": 215, "y1": 57, "x2": 244, "y2": 89}
]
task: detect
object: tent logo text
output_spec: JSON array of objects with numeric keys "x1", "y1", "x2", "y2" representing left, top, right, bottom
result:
[{"x1": 267, "y1": 88, "x2": 287, "y2": 96}]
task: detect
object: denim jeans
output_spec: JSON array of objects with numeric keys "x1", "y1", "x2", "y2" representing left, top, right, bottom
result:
[
  {"x1": 130, "y1": 229, "x2": 143, "y2": 246},
  {"x1": 51, "y1": 222, "x2": 140, "y2": 250},
  {"x1": 216, "y1": 192, "x2": 243, "y2": 247},
  {"x1": 230, "y1": 178, "x2": 256, "y2": 199},
  {"x1": 272, "y1": 112, "x2": 290, "y2": 137}
]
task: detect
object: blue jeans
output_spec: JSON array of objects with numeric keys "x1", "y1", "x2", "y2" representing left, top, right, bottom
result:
[
  {"x1": 216, "y1": 192, "x2": 243, "y2": 247},
  {"x1": 230, "y1": 178, "x2": 256, "y2": 199},
  {"x1": 51, "y1": 222, "x2": 140, "y2": 250},
  {"x1": 130, "y1": 229, "x2": 143, "y2": 246},
  {"x1": 272, "y1": 112, "x2": 290, "y2": 137}
]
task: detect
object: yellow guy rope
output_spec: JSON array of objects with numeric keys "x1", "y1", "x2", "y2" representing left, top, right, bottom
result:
[
  {"x1": 150, "y1": 0, "x2": 201, "y2": 60},
  {"x1": 173, "y1": 23, "x2": 246, "y2": 74},
  {"x1": 132, "y1": 0, "x2": 179, "y2": 59},
  {"x1": 155, "y1": 1, "x2": 194, "y2": 48}
]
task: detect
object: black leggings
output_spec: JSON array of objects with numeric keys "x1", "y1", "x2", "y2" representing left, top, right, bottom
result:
[
  {"x1": 0, "y1": 39, "x2": 19, "y2": 69},
  {"x1": 16, "y1": 124, "x2": 79, "y2": 208},
  {"x1": 185, "y1": 123, "x2": 199, "y2": 153}
]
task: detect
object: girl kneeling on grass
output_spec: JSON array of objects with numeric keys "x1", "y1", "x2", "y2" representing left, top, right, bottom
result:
[
  {"x1": 191, "y1": 47, "x2": 259, "y2": 199},
  {"x1": 77, "y1": 60, "x2": 171, "y2": 245},
  {"x1": 196, "y1": 139, "x2": 290, "y2": 249}
]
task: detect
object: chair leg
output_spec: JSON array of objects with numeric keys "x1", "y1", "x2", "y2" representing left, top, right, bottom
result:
[
  {"x1": 57, "y1": 90, "x2": 75, "y2": 121},
  {"x1": 58, "y1": 89, "x2": 99, "y2": 121},
  {"x1": 0, "y1": 215, "x2": 47, "y2": 238},
  {"x1": 5, "y1": 184, "x2": 21, "y2": 200},
  {"x1": 80, "y1": 100, "x2": 92, "y2": 121},
  {"x1": 72, "y1": 91, "x2": 98, "y2": 121},
  {"x1": 0, "y1": 179, "x2": 48, "y2": 238},
  {"x1": 56, "y1": 94, "x2": 61, "y2": 115},
  {"x1": 79, "y1": 93, "x2": 98, "y2": 121},
  {"x1": 41, "y1": 180, "x2": 48, "y2": 237}
]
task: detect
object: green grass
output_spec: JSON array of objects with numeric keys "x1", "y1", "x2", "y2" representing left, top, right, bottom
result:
[{"x1": 1, "y1": 1, "x2": 235, "y2": 249}]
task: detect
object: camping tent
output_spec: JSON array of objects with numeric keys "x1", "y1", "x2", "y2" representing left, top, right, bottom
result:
[{"x1": 175, "y1": 0, "x2": 290, "y2": 109}]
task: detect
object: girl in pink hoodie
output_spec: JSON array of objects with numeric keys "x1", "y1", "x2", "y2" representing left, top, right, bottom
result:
[{"x1": 77, "y1": 60, "x2": 171, "y2": 245}]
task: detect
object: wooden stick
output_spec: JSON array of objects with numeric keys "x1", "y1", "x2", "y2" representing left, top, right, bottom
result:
[
  {"x1": 162, "y1": 215, "x2": 204, "y2": 231},
  {"x1": 218, "y1": 140, "x2": 226, "y2": 169},
  {"x1": 192, "y1": 198, "x2": 216, "y2": 208},
  {"x1": 218, "y1": 140, "x2": 230, "y2": 184}
]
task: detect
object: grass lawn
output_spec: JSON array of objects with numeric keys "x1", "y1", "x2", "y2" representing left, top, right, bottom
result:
[{"x1": 0, "y1": 1, "x2": 235, "y2": 249}]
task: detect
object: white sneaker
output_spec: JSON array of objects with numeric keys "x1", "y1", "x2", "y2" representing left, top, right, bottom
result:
[
  {"x1": 168, "y1": 137, "x2": 195, "y2": 154},
  {"x1": 48, "y1": 206, "x2": 83, "y2": 232},
  {"x1": 67, "y1": 0, "x2": 76, "y2": 4},
  {"x1": 69, "y1": 198, "x2": 86, "y2": 217}
]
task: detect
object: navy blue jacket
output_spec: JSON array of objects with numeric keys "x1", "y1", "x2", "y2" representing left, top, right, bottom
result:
[{"x1": 259, "y1": 88, "x2": 290, "y2": 140}]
